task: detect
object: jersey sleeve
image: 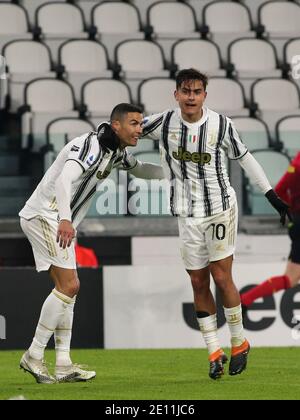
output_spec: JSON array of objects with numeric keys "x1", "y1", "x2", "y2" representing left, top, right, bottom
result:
[
  {"x1": 66, "y1": 132, "x2": 100, "y2": 172},
  {"x1": 224, "y1": 119, "x2": 248, "y2": 160},
  {"x1": 142, "y1": 113, "x2": 164, "y2": 141}
]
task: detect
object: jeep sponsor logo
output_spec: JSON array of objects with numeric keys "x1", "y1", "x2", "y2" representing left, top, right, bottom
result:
[{"x1": 172, "y1": 147, "x2": 211, "y2": 165}]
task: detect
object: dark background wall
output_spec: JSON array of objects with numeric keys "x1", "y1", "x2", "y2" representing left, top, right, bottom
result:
[
  {"x1": 0, "y1": 236, "x2": 131, "y2": 267},
  {"x1": 0, "y1": 268, "x2": 103, "y2": 350}
]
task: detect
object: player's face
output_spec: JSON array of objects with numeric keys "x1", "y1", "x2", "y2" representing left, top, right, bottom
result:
[
  {"x1": 175, "y1": 80, "x2": 207, "y2": 122},
  {"x1": 112, "y1": 112, "x2": 143, "y2": 148}
]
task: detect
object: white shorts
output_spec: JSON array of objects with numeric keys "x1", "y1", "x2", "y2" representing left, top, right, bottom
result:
[
  {"x1": 178, "y1": 203, "x2": 238, "y2": 270},
  {"x1": 20, "y1": 216, "x2": 76, "y2": 272}
]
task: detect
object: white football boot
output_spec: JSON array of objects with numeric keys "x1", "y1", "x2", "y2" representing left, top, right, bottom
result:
[
  {"x1": 55, "y1": 364, "x2": 96, "y2": 383},
  {"x1": 20, "y1": 351, "x2": 56, "y2": 384}
]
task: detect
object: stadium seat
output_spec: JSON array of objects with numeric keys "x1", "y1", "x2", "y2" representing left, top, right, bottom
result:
[
  {"x1": 245, "y1": 149, "x2": 290, "y2": 215},
  {"x1": 251, "y1": 78, "x2": 300, "y2": 134},
  {"x1": 82, "y1": 78, "x2": 132, "y2": 126},
  {"x1": 77, "y1": 0, "x2": 99, "y2": 26},
  {"x1": 59, "y1": 39, "x2": 113, "y2": 104},
  {"x1": 284, "y1": 38, "x2": 300, "y2": 92},
  {"x1": 21, "y1": 78, "x2": 78, "y2": 152},
  {"x1": 205, "y1": 78, "x2": 249, "y2": 117},
  {"x1": 131, "y1": 0, "x2": 174, "y2": 25},
  {"x1": 258, "y1": 1, "x2": 300, "y2": 60},
  {"x1": 147, "y1": 1, "x2": 200, "y2": 60},
  {"x1": 3, "y1": 40, "x2": 55, "y2": 112},
  {"x1": 129, "y1": 151, "x2": 169, "y2": 216},
  {"x1": 115, "y1": 40, "x2": 170, "y2": 102},
  {"x1": 44, "y1": 117, "x2": 95, "y2": 169},
  {"x1": 46, "y1": 116, "x2": 95, "y2": 153},
  {"x1": 203, "y1": 1, "x2": 257, "y2": 60},
  {"x1": 0, "y1": 55, "x2": 7, "y2": 110},
  {"x1": 239, "y1": 0, "x2": 270, "y2": 25},
  {"x1": 0, "y1": 3, "x2": 32, "y2": 53},
  {"x1": 20, "y1": 0, "x2": 66, "y2": 25},
  {"x1": 92, "y1": 1, "x2": 145, "y2": 61},
  {"x1": 276, "y1": 115, "x2": 300, "y2": 159},
  {"x1": 36, "y1": 2, "x2": 89, "y2": 63},
  {"x1": 228, "y1": 38, "x2": 282, "y2": 100},
  {"x1": 172, "y1": 39, "x2": 226, "y2": 77},
  {"x1": 231, "y1": 116, "x2": 271, "y2": 151},
  {"x1": 138, "y1": 78, "x2": 177, "y2": 114}
]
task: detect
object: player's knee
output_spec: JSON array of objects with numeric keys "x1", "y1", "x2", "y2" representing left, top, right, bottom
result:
[
  {"x1": 61, "y1": 276, "x2": 80, "y2": 298},
  {"x1": 189, "y1": 274, "x2": 210, "y2": 295},
  {"x1": 69, "y1": 278, "x2": 80, "y2": 297},
  {"x1": 213, "y1": 274, "x2": 231, "y2": 292}
]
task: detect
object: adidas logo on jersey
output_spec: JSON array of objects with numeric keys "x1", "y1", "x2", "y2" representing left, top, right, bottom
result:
[{"x1": 172, "y1": 147, "x2": 211, "y2": 165}]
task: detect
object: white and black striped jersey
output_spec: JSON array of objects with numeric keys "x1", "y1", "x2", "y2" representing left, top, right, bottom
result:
[
  {"x1": 19, "y1": 126, "x2": 138, "y2": 228},
  {"x1": 142, "y1": 107, "x2": 248, "y2": 217}
]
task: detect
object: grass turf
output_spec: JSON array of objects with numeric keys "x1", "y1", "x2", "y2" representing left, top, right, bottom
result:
[{"x1": 0, "y1": 348, "x2": 299, "y2": 400}]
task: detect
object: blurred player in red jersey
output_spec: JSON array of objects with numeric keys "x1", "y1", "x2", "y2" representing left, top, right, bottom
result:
[{"x1": 241, "y1": 152, "x2": 300, "y2": 308}]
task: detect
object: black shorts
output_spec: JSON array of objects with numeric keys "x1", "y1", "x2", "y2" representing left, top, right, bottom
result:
[{"x1": 288, "y1": 216, "x2": 300, "y2": 264}]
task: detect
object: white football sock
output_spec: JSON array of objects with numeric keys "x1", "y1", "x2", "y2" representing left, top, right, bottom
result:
[
  {"x1": 197, "y1": 314, "x2": 221, "y2": 356},
  {"x1": 28, "y1": 289, "x2": 73, "y2": 361},
  {"x1": 224, "y1": 304, "x2": 245, "y2": 347},
  {"x1": 55, "y1": 296, "x2": 76, "y2": 367}
]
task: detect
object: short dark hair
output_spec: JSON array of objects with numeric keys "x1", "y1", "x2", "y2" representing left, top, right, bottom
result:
[
  {"x1": 176, "y1": 69, "x2": 208, "y2": 91},
  {"x1": 110, "y1": 103, "x2": 143, "y2": 121}
]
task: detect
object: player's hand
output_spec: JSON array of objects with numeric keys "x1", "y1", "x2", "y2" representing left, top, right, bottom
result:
[
  {"x1": 57, "y1": 220, "x2": 76, "y2": 249},
  {"x1": 265, "y1": 189, "x2": 292, "y2": 226}
]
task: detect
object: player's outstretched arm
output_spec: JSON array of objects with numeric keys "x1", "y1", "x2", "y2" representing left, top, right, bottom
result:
[
  {"x1": 238, "y1": 152, "x2": 291, "y2": 226},
  {"x1": 129, "y1": 160, "x2": 165, "y2": 180},
  {"x1": 55, "y1": 160, "x2": 82, "y2": 249}
]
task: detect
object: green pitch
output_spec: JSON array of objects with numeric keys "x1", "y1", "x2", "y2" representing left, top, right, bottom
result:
[{"x1": 0, "y1": 348, "x2": 300, "y2": 400}]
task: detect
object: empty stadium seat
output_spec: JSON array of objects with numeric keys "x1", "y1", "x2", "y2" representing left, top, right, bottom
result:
[
  {"x1": 0, "y1": 3, "x2": 32, "y2": 53},
  {"x1": 172, "y1": 39, "x2": 226, "y2": 77},
  {"x1": 147, "y1": 1, "x2": 200, "y2": 60},
  {"x1": 138, "y1": 78, "x2": 177, "y2": 114},
  {"x1": 258, "y1": 1, "x2": 300, "y2": 59},
  {"x1": 46, "y1": 116, "x2": 95, "y2": 153},
  {"x1": 276, "y1": 115, "x2": 300, "y2": 158},
  {"x1": 82, "y1": 78, "x2": 132, "y2": 126},
  {"x1": 203, "y1": 1, "x2": 257, "y2": 60},
  {"x1": 44, "y1": 116, "x2": 95, "y2": 169},
  {"x1": 59, "y1": 39, "x2": 113, "y2": 103},
  {"x1": 92, "y1": 1, "x2": 145, "y2": 60},
  {"x1": 251, "y1": 78, "x2": 300, "y2": 133},
  {"x1": 20, "y1": 0, "x2": 66, "y2": 25},
  {"x1": 205, "y1": 78, "x2": 249, "y2": 117},
  {"x1": 3, "y1": 40, "x2": 55, "y2": 112},
  {"x1": 231, "y1": 116, "x2": 271, "y2": 151},
  {"x1": 245, "y1": 149, "x2": 290, "y2": 215},
  {"x1": 115, "y1": 40, "x2": 170, "y2": 101},
  {"x1": 228, "y1": 38, "x2": 282, "y2": 100},
  {"x1": 21, "y1": 78, "x2": 78, "y2": 152},
  {"x1": 36, "y1": 2, "x2": 89, "y2": 62},
  {"x1": 284, "y1": 38, "x2": 300, "y2": 91}
]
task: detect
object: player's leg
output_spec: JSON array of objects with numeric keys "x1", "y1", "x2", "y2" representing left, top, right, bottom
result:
[
  {"x1": 49, "y1": 266, "x2": 96, "y2": 382},
  {"x1": 206, "y1": 203, "x2": 250, "y2": 375},
  {"x1": 188, "y1": 268, "x2": 228, "y2": 380},
  {"x1": 241, "y1": 237, "x2": 300, "y2": 307},
  {"x1": 49, "y1": 266, "x2": 79, "y2": 369},
  {"x1": 178, "y1": 217, "x2": 227, "y2": 379},
  {"x1": 210, "y1": 256, "x2": 250, "y2": 376},
  {"x1": 20, "y1": 217, "x2": 74, "y2": 383}
]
